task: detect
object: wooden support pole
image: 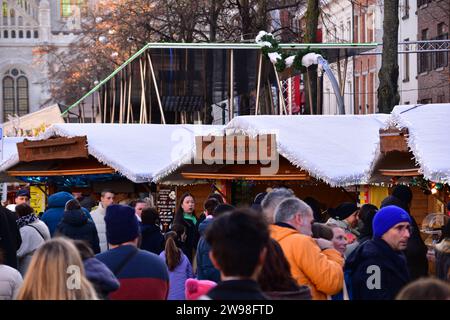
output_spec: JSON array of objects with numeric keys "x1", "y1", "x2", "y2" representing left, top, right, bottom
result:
[
  {"x1": 255, "y1": 53, "x2": 263, "y2": 115},
  {"x1": 147, "y1": 53, "x2": 166, "y2": 124}
]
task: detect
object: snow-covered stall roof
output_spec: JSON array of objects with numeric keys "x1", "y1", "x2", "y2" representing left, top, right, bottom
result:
[
  {"x1": 0, "y1": 137, "x2": 25, "y2": 174},
  {"x1": 35, "y1": 123, "x2": 223, "y2": 183},
  {"x1": 391, "y1": 103, "x2": 450, "y2": 184},
  {"x1": 221, "y1": 114, "x2": 390, "y2": 186}
]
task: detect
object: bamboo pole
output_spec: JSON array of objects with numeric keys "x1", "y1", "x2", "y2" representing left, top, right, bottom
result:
[
  {"x1": 119, "y1": 71, "x2": 124, "y2": 123},
  {"x1": 288, "y1": 77, "x2": 292, "y2": 115},
  {"x1": 103, "y1": 87, "x2": 107, "y2": 123},
  {"x1": 255, "y1": 53, "x2": 263, "y2": 115},
  {"x1": 139, "y1": 58, "x2": 147, "y2": 124},
  {"x1": 306, "y1": 68, "x2": 313, "y2": 115},
  {"x1": 127, "y1": 71, "x2": 132, "y2": 123},
  {"x1": 111, "y1": 77, "x2": 116, "y2": 123},
  {"x1": 147, "y1": 52, "x2": 166, "y2": 124},
  {"x1": 97, "y1": 91, "x2": 101, "y2": 123}
]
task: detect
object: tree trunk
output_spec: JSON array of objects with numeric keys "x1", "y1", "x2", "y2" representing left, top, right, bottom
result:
[
  {"x1": 377, "y1": 0, "x2": 400, "y2": 113},
  {"x1": 304, "y1": 0, "x2": 319, "y2": 114}
]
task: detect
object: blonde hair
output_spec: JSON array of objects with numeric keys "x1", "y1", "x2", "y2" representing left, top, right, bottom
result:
[{"x1": 16, "y1": 238, "x2": 98, "y2": 300}]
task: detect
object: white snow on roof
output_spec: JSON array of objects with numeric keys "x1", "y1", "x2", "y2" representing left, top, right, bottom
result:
[
  {"x1": 0, "y1": 137, "x2": 24, "y2": 173},
  {"x1": 224, "y1": 114, "x2": 390, "y2": 186},
  {"x1": 391, "y1": 103, "x2": 450, "y2": 184},
  {"x1": 38, "y1": 123, "x2": 223, "y2": 183}
]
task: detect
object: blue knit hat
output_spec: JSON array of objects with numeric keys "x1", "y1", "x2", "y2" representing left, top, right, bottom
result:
[
  {"x1": 372, "y1": 205, "x2": 412, "y2": 238},
  {"x1": 105, "y1": 204, "x2": 140, "y2": 245}
]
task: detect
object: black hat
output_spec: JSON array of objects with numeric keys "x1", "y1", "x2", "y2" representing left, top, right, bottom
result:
[
  {"x1": 392, "y1": 185, "x2": 413, "y2": 205},
  {"x1": 16, "y1": 189, "x2": 30, "y2": 198},
  {"x1": 329, "y1": 202, "x2": 358, "y2": 220}
]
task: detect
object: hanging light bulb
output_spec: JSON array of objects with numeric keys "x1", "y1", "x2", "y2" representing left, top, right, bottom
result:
[
  {"x1": 98, "y1": 36, "x2": 107, "y2": 44},
  {"x1": 431, "y1": 187, "x2": 438, "y2": 195}
]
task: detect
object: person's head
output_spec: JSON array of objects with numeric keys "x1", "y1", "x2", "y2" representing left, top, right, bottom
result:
[
  {"x1": 105, "y1": 204, "x2": 140, "y2": 248},
  {"x1": 261, "y1": 188, "x2": 295, "y2": 224},
  {"x1": 251, "y1": 192, "x2": 267, "y2": 214},
  {"x1": 207, "y1": 193, "x2": 224, "y2": 204},
  {"x1": 73, "y1": 240, "x2": 95, "y2": 261},
  {"x1": 141, "y1": 207, "x2": 160, "y2": 225},
  {"x1": 274, "y1": 198, "x2": 314, "y2": 236},
  {"x1": 177, "y1": 192, "x2": 195, "y2": 216},
  {"x1": 357, "y1": 203, "x2": 378, "y2": 236},
  {"x1": 100, "y1": 190, "x2": 115, "y2": 208},
  {"x1": 65, "y1": 198, "x2": 82, "y2": 211},
  {"x1": 327, "y1": 224, "x2": 347, "y2": 255},
  {"x1": 312, "y1": 223, "x2": 334, "y2": 240},
  {"x1": 212, "y1": 204, "x2": 235, "y2": 217},
  {"x1": 185, "y1": 278, "x2": 217, "y2": 300},
  {"x1": 15, "y1": 203, "x2": 34, "y2": 218},
  {"x1": 392, "y1": 185, "x2": 413, "y2": 207},
  {"x1": 15, "y1": 189, "x2": 30, "y2": 205},
  {"x1": 258, "y1": 238, "x2": 299, "y2": 292},
  {"x1": 304, "y1": 197, "x2": 324, "y2": 223},
  {"x1": 373, "y1": 205, "x2": 412, "y2": 251},
  {"x1": 164, "y1": 230, "x2": 182, "y2": 271},
  {"x1": 396, "y1": 277, "x2": 450, "y2": 300},
  {"x1": 204, "y1": 198, "x2": 219, "y2": 216},
  {"x1": 16, "y1": 238, "x2": 97, "y2": 300},
  {"x1": 131, "y1": 199, "x2": 148, "y2": 218},
  {"x1": 329, "y1": 202, "x2": 359, "y2": 227},
  {"x1": 205, "y1": 209, "x2": 269, "y2": 280}
]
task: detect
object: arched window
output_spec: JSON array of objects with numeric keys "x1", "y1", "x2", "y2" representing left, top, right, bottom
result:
[
  {"x1": 26, "y1": 30, "x2": 30, "y2": 38},
  {"x1": 18, "y1": 15, "x2": 23, "y2": 26},
  {"x1": 10, "y1": 8, "x2": 15, "y2": 25},
  {"x1": 19, "y1": 30, "x2": 23, "y2": 38},
  {"x1": 2, "y1": 69, "x2": 29, "y2": 121}
]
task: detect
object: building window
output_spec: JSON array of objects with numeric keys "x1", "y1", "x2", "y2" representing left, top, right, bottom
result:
[
  {"x1": 419, "y1": 29, "x2": 431, "y2": 73},
  {"x1": 402, "y1": 0, "x2": 409, "y2": 19},
  {"x1": 2, "y1": 1, "x2": 7, "y2": 18},
  {"x1": 33, "y1": 30, "x2": 38, "y2": 38},
  {"x1": 404, "y1": 38, "x2": 410, "y2": 82},
  {"x1": 61, "y1": 0, "x2": 87, "y2": 18},
  {"x1": 435, "y1": 23, "x2": 448, "y2": 69},
  {"x1": 354, "y1": 16, "x2": 359, "y2": 43},
  {"x1": 2, "y1": 69, "x2": 29, "y2": 121}
]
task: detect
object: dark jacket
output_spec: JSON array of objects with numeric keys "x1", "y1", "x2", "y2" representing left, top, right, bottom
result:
[
  {"x1": 381, "y1": 195, "x2": 428, "y2": 280},
  {"x1": 140, "y1": 224, "x2": 164, "y2": 255},
  {"x1": 178, "y1": 216, "x2": 199, "y2": 263},
  {"x1": 0, "y1": 207, "x2": 21, "y2": 269},
  {"x1": 41, "y1": 192, "x2": 75, "y2": 236},
  {"x1": 56, "y1": 209, "x2": 101, "y2": 254},
  {"x1": 264, "y1": 287, "x2": 312, "y2": 300},
  {"x1": 206, "y1": 280, "x2": 268, "y2": 300},
  {"x1": 196, "y1": 218, "x2": 220, "y2": 282},
  {"x1": 435, "y1": 238, "x2": 450, "y2": 281},
  {"x1": 345, "y1": 238, "x2": 411, "y2": 300},
  {"x1": 84, "y1": 257, "x2": 120, "y2": 299}
]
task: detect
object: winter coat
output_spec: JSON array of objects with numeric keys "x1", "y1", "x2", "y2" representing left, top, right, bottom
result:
[
  {"x1": 140, "y1": 224, "x2": 164, "y2": 255},
  {"x1": 0, "y1": 264, "x2": 23, "y2": 300},
  {"x1": 96, "y1": 245, "x2": 169, "y2": 300},
  {"x1": 17, "y1": 220, "x2": 50, "y2": 276},
  {"x1": 381, "y1": 195, "x2": 428, "y2": 280},
  {"x1": 41, "y1": 192, "x2": 75, "y2": 236},
  {"x1": 91, "y1": 203, "x2": 108, "y2": 252},
  {"x1": 83, "y1": 257, "x2": 120, "y2": 299},
  {"x1": 270, "y1": 223, "x2": 344, "y2": 300},
  {"x1": 55, "y1": 209, "x2": 100, "y2": 254},
  {"x1": 159, "y1": 251, "x2": 194, "y2": 300},
  {"x1": 344, "y1": 238, "x2": 410, "y2": 300},
  {"x1": 435, "y1": 238, "x2": 450, "y2": 281},
  {"x1": 0, "y1": 207, "x2": 22, "y2": 269},
  {"x1": 196, "y1": 217, "x2": 220, "y2": 283}
]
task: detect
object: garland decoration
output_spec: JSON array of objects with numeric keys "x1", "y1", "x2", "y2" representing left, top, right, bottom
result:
[{"x1": 255, "y1": 31, "x2": 323, "y2": 74}]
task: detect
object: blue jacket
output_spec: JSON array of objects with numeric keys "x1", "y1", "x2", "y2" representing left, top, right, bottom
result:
[
  {"x1": 84, "y1": 257, "x2": 120, "y2": 299},
  {"x1": 41, "y1": 192, "x2": 93, "y2": 236},
  {"x1": 140, "y1": 224, "x2": 164, "y2": 255},
  {"x1": 55, "y1": 209, "x2": 101, "y2": 254},
  {"x1": 344, "y1": 238, "x2": 410, "y2": 300},
  {"x1": 196, "y1": 218, "x2": 220, "y2": 283}
]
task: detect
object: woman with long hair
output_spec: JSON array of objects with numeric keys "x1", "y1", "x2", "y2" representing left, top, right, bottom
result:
[
  {"x1": 159, "y1": 224, "x2": 194, "y2": 300},
  {"x1": 173, "y1": 193, "x2": 199, "y2": 263},
  {"x1": 258, "y1": 239, "x2": 311, "y2": 300},
  {"x1": 16, "y1": 238, "x2": 98, "y2": 300}
]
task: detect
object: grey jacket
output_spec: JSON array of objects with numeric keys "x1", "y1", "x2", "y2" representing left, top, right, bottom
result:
[{"x1": 0, "y1": 264, "x2": 23, "y2": 300}]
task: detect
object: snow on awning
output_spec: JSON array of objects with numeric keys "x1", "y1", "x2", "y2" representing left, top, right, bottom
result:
[
  {"x1": 0, "y1": 137, "x2": 25, "y2": 174},
  {"x1": 391, "y1": 103, "x2": 450, "y2": 184},
  {"x1": 38, "y1": 123, "x2": 223, "y2": 183},
  {"x1": 223, "y1": 114, "x2": 390, "y2": 186}
]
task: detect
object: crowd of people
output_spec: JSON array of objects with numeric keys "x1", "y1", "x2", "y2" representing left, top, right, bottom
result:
[{"x1": 0, "y1": 185, "x2": 449, "y2": 300}]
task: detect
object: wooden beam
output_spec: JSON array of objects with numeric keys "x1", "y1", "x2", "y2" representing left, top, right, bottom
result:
[
  {"x1": 181, "y1": 172, "x2": 310, "y2": 181},
  {"x1": 378, "y1": 168, "x2": 420, "y2": 176},
  {"x1": 7, "y1": 168, "x2": 116, "y2": 177}
]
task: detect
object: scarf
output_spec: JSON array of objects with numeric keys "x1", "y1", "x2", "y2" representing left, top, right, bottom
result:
[
  {"x1": 183, "y1": 212, "x2": 197, "y2": 225},
  {"x1": 17, "y1": 213, "x2": 39, "y2": 229}
]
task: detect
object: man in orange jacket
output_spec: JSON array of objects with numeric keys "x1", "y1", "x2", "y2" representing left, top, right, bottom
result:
[{"x1": 271, "y1": 197, "x2": 344, "y2": 300}]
